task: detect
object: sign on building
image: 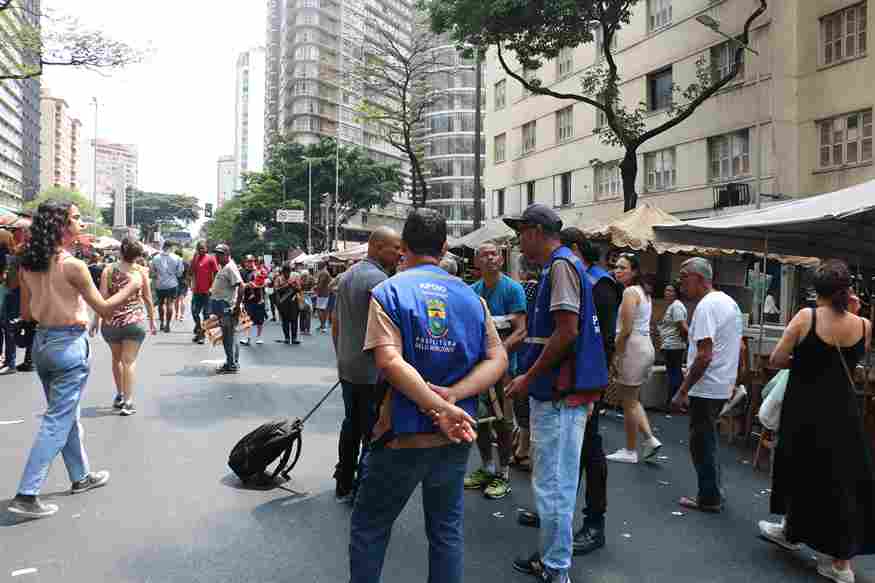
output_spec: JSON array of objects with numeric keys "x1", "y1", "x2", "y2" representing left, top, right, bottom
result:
[{"x1": 276, "y1": 209, "x2": 305, "y2": 223}]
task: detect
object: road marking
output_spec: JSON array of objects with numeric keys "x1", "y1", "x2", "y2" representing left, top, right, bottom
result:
[
  {"x1": 0, "y1": 419, "x2": 24, "y2": 425},
  {"x1": 11, "y1": 568, "x2": 38, "y2": 576}
]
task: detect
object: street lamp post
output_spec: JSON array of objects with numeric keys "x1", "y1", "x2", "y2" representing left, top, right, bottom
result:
[
  {"x1": 308, "y1": 158, "x2": 313, "y2": 254},
  {"x1": 91, "y1": 97, "x2": 98, "y2": 236}
]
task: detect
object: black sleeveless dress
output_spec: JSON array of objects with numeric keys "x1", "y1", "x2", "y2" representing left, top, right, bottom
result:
[{"x1": 771, "y1": 308, "x2": 875, "y2": 559}]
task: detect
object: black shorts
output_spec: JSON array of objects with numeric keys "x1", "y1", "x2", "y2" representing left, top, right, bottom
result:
[
  {"x1": 157, "y1": 287, "x2": 178, "y2": 301},
  {"x1": 245, "y1": 302, "x2": 266, "y2": 325}
]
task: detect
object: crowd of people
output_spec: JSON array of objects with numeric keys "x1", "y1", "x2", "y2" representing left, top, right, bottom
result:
[{"x1": 3, "y1": 199, "x2": 874, "y2": 583}]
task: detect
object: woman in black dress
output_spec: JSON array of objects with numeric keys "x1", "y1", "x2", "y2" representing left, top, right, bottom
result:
[{"x1": 759, "y1": 260, "x2": 874, "y2": 583}]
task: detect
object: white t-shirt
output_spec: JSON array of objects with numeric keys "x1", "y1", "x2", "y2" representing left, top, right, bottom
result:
[{"x1": 687, "y1": 291, "x2": 743, "y2": 399}]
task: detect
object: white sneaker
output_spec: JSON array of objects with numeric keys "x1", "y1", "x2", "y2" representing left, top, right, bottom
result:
[
  {"x1": 606, "y1": 449, "x2": 638, "y2": 464},
  {"x1": 758, "y1": 520, "x2": 801, "y2": 551},
  {"x1": 641, "y1": 436, "x2": 662, "y2": 461},
  {"x1": 817, "y1": 561, "x2": 855, "y2": 583},
  {"x1": 239, "y1": 338, "x2": 251, "y2": 346},
  {"x1": 255, "y1": 339, "x2": 264, "y2": 345}
]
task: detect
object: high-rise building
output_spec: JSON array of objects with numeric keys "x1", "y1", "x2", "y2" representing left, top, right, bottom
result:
[
  {"x1": 420, "y1": 42, "x2": 485, "y2": 238},
  {"x1": 40, "y1": 87, "x2": 82, "y2": 192},
  {"x1": 264, "y1": 0, "x2": 412, "y2": 170},
  {"x1": 0, "y1": 0, "x2": 41, "y2": 208},
  {"x1": 235, "y1": 47, "x2": 267, "y2": 190},
  {"x1": 485, "y1": 0, "x2": 873, "y2": 224},
  {"x1": 217, "y1": 155, "x2": 236, "y2": 208},
  {"x1": 93, "y1": 139, "x2": 138, "y2": 226}
]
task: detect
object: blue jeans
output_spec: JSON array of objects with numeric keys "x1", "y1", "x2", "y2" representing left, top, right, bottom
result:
[
  {"x1": 17, "y1": 326, "x2": 92, "y2": 495},
  {"x1": 212, "y1": 300, "x2": 239, "y2": 368},
  {"x1": 688, "y1": 397, "x2": 726, "y2": 506},
  {"x1": 191, "y1": 293, "x2": 210, "y2": 336},
  {"x1": 349, "y1": 443, "x2": 470, "y2": 583},
  {"x1": 530, "y1": 398, "x2": 590, "y2": 576},
  {"x1": 336, "y1": 381, "x2": 378, "y2": 490}
]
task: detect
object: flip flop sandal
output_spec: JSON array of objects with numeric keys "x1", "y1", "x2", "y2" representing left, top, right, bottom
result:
[
  {"x1": 679, "y1": 496, "x2": 721, "y2": 513},
  {"x1": 510, "y1": 456, "x2": 532, "y2": 471}
]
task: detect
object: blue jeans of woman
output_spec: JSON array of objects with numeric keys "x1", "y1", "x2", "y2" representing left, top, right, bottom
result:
[
  {"x1": 17, "y1": 326, "x2": 91, "y2": 495},
  {"x1": 530, "y1": 398, "x2": 589, "y2": 577}
]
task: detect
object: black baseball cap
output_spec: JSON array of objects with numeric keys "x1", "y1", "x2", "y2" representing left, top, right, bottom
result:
[
  {"x1": 503, "y1": 203, "x2": 563, "y2": 233},
  {"x1": 214, "y1": 243, "x2": 230, "y2": 255}
]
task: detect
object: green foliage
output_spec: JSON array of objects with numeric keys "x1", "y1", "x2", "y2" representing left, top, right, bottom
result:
[
  {"x1": 26, "y1": 186, "x2": 96, "y2": 217},
  {"x1": 103, "y1": 189, "x2": 200, "y2": 242}
]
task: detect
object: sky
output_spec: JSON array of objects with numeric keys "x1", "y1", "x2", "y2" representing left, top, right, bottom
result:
[{"x1": 42, "y1": 0, "x2": 266, "y2": 232}]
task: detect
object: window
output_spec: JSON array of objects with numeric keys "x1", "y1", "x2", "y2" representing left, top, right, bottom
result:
[
  {"x1": 557, "y1": 48, "x2": 573, "y2": 78},
  {"x1": 822, "y1": 3, "x2": 867, "y2": 66},
  {"x1": 559, "y1": 172, "x2": 572, "y2": 206},
  {"x1": 648, "y1": 67, "x2": 672, "y2": 111},
  {"x1": 648, "y1": 0, "x2": 672, "y2": 31},
  {"x1": 494, "y1": 80, "x2": 506, "y2": 110},
  {"x1": 526, "y1": 181, "x2": 535, "y2": 206},
  {"x1": 595, "y1": 163, "x2": 622, "y2": 199},
  {"x1": 495, "y1": 188, "x2": 505, "y2": 216},
  {"x1": 556, "y1": 106, "x2": 574, "y2": 142},
  {"x1": 711, "y1": 41, "x2": 745, "y2": 80},
  {"x1": 818, "y1": 110, "x2": 873, "y2": 168},
  {"x1": 494, "y1": 133, "x2": 506, "y2": 164},
  {"x1": 709, "y1": 129, "x2": 751, "y2": 181},
  {"x1": 644, "y1": 148, "x2": 676, "y2": 191},
  {"x1": 522, "y1": 121, "x2": 537, "y2": 154}
]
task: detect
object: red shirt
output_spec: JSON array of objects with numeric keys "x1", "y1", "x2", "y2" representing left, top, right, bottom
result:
[{"x1": 191, "y1": 253, "x2": 219, "y2": 294}]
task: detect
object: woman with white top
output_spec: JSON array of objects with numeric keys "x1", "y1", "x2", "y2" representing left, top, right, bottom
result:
[
  {"x1": 607, "y1": 253, "x2": 661, "y2": 464},
  {"x1": 658, "y1": 282, "x2": 688, "y2": 411}
]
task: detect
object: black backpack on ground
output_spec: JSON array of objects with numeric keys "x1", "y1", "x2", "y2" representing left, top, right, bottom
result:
[{"x1": 228, "y1": 418, "x2": 303, "y2": 484}]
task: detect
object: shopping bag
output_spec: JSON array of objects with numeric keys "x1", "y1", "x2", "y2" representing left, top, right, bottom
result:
[{"x1": 758, "y1": 369, "x2": 790, "y2": 431}]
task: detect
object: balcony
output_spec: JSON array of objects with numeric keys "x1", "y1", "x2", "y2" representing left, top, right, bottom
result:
[{"x1": 712, "y1": 182, "x2": 752, "y2": 210}]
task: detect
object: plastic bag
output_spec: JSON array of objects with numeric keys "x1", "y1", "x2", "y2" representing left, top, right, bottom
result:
[{"x1": 758, "y1": 369, "x2": 790, "y2": 431}]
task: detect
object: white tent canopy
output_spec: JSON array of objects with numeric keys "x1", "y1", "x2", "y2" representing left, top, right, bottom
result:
[
  {"x1": 653, "y1": 179, "x2": 875, "y2": 264},
  {"x1": 450, "y1": 218, "x2": 516, "y2": 250}
]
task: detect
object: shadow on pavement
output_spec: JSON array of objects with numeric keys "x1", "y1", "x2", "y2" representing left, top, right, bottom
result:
[{"x1": 81, "y1": 406, "x2": 122, "y2": 419}]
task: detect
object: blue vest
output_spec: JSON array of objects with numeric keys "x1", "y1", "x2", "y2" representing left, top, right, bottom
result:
[
  {"x1": 522, "y1": 246, "x2": 609, "y2": 402},
  {"x1": 371, "y1": 264, "x2": 486, "y2": 435},
  {"x1": 586, "y1": 264, "x2": 614, "y2": 287}
]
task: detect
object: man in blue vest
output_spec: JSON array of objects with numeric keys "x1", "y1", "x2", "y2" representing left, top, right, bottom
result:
[
  {"x1": 350, "y1": 209, "x2": 508, "y2": 583},
  {"x1": 504, "y1": 204, "x2": 609, "y2": 583}
]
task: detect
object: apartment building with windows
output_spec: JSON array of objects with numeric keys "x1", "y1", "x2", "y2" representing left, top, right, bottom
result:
[
  {"x1": 264, "y1": 0, "x2": 412, "y2": 170},
  {"x1": 39, "y1": 88, "x2": 82, "y2": 192},
  {"x1": 419, "y1": 43, "x2": 486, "y2": 238},
  {"x1": 217, "y1": 155, "x2": 236, "y2": 208},
  {"x1": 93, "y1": 139, "x2": 138, "y2": 227},
  {"x1": 235, "y1": 47, "x2": 267, "y2": 191},
  {"x1": 485, "y1": 0, "x2": 873, "y2": 224},
  {"x1": 0, "y1": 0, "x2": 41, "y2": 208}
]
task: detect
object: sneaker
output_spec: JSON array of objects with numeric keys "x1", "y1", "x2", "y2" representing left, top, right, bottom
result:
[
  {"x1": 512, "y1": 553, "x2": 544, "y2": 576},
  {"x1": 641, "y1": 436, "x2": 662, "y2": 461},
  {"x1": 573, "y1": 526, "x2": 606, "y2": 555},
  {"x1": 255, "y1": 339, "x2": 264, "y2": 345},
  {"x1": 817, "y1": 562, "x2": 855, "y2": 583},
  {"x1": 463, "y1": 468, "x2": 494, "y2": 490},
  {"x1": 0, "y1": 365, "x2": 17, "y2": 375},
  {"x1": 239, "y1": 338, "x2": 251, "y2": 346},
  {"x1": 606, "y1": 448, "x2": 639, "y2": 464},
  {"x1": 758, "y1": 520, "x2": 801, "y2": 551},
  {"x1": 216, "y1": 364, "x2": 239, "y2": 375},
  {"x1": 484, "y1": 476, "x2": 511, "y2": 499},
  {"x1": 112, "y1": 394, "x2": 124, "y2": 409},
  {"x1": 8, "y1": 495, "x2": 58, "y2": 518},
  {"x1": 291, "y1": 339, "x2": 301, "y2": 345},
  {"x1": 518, "y1": 509, "x2": 540, "y2": 528},
  {"x1": 120, "y1": 402, "x2": 137, "y2": 416},
  {"x1": 71, "y1": 470, "x2": 110, "y2": 494},
  {"x1": 196, "y1": 338, "x2": 205, "y2": 345},
  {"x1": 16, "y1": 362, "x2": 34, "y2": 372}
]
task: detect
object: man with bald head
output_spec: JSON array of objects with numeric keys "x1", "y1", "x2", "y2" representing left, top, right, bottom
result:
[{"x1": 332, "y1": 226, "x2": 402, "y2": 500}]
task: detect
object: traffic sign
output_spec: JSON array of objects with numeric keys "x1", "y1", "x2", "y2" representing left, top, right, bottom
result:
[{"x1": 276, "y1": 209, "x2": 305, "y2": 223}]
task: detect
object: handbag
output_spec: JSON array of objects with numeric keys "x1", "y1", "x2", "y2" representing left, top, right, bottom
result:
[{"x1": 12, "y1": 318, "x2": 35, "y2": 348}]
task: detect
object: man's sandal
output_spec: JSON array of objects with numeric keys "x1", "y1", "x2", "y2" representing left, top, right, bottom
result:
[{"x1": 679, "y1": 496, "x2": 721, "y2": 513}]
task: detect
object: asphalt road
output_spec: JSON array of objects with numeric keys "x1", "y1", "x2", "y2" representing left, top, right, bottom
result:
[{"x1": 1, "y1": 316, "x2": 873, "y2": 583}]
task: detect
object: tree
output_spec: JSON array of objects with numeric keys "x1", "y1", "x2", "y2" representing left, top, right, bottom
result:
[
  {"x1": 426, "y1": 0, "x2": 768, "y2": 211},
  {"x1": 103, "y1": 189, "x2": 200, "y2": 242},
  {"x1": 0, "y1": 1, "x2": 145, "y2": 81},
  {"x1": 26, "y1": 186, "x2": 95, "y2": 217},
  {"x1": 353, "y1": 16, "x2": 449, "y2": 207}
]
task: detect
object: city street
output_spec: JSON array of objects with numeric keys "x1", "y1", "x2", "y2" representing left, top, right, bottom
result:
[{"x1": 1, "y1": 318, "x2": 872, "y2": 583}]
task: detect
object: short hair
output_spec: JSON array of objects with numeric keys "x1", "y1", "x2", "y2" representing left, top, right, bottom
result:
[
  {"x1": 163, "y1": 241, "x2": 174, "y2": 251},
  {"x1": 120, "y1": 237, "x2": 144, "y2": 263},
  {"x1": 680, "y1": 257, "x2": 713, "y2": 282},
  {"x1": 476, "y1": 243, "x2": 497, "y2": 257},
  {"x1": 814, "y1": 259, "x2": 851, "y2": 313},
  {"x1": 439, "y1": 256, "x2": 458, "y2": 275},
  {"x1": 402, "y1": 208, "x2": 446, "y2": 258}
]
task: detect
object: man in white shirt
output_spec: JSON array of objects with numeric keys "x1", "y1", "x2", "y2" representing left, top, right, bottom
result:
[
  {"x1": 151, "y1": 242, "x2": 184, "y2": 333},
  {"x1": 675, "y1": 257, "x2": 742, "y2": 514}
]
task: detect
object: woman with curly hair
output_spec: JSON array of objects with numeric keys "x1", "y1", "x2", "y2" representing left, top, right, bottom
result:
[
  {"x1": 7, "y1": 201, "x2": 143, "y2": 519},
  {"x1": 90, "y1": 237, "x2": 157, "y2": 416}
]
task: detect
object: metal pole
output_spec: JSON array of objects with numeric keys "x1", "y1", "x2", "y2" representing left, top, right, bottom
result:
[
  {"x1": 755, "y1": 237, "x2": 769, "y2": 373},
  {"x1": 91, "y1": 97, "x2": 98, "y2": 236},
  {"x1": 282, "y1": 171, "x2": 287, "y2": 234},
  {"x1": 131, "y1": 188, "x2": 136, "y2": 234},
  {"x1": 334, "y1": 139, "x2": 340, "y2": 250},
  {"x1": 308, "y1": 158, "x2": 313, "y2": 254},
  {"x1": 473, "y1": 46, "x2": 483, "y2": 230}
]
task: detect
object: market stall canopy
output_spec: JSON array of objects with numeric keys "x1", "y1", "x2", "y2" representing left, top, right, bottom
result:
[
  {"x1": 94, "y1": 236, "x2": 121, "y2": 250},
  {"x1": 653, "y1": 179, "x2": 875, "y2": 264},
  {"x1": 330, "y1": 243, "x2": 368, "y2": 262},
  {"x1": 450, "y1": 218, "x2": 516, "y2": 250},
  {"x1": 290, "y1": 252, "x2": 325, "y2": 265}
]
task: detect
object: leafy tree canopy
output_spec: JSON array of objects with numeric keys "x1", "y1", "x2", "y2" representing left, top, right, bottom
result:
[
  {"x1": 26, "y1": 186, "x2": 96, "y2": 217},
  {"x1": 103, "y1": 189, "x2": 200, "y2": 242}
]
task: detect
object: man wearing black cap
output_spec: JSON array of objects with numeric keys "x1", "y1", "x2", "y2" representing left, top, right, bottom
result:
[
  {"x1": 504, "y1": 204, "x2": 609, "y2": 583},
  {"x1": 210, "y1": 244, "x2": 243, "y2": 374}
]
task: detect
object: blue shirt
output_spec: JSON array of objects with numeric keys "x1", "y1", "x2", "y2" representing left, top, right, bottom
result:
[{"x1": 470, "y1": 274, "x2": 526, "y2": 375}]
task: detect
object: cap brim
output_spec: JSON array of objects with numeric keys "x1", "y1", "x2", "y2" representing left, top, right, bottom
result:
[{"x1": 502, "y1": 217, "x2": 527, "y2": 231}]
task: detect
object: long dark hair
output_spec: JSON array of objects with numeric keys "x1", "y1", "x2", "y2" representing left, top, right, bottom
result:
[
  {"x1": 814, "y1": 259, "x2": 851, "y2": 313},
  {"x1": 20, "y1": 200, "x2": 73, "y2": 272},
  {"x1": 617, "y1": 253, "x2": 653, "y2": 296},
  {"x1": 120, "y1": 237, "x2": 144, "y2": 263}
]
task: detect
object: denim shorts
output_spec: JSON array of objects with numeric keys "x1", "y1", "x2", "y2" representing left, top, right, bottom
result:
[{"x1": 101, "y1": 322, "x2": 147, "y2": 344}]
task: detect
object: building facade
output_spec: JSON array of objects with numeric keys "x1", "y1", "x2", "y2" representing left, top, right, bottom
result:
[
  {"x1": 264, "y1": 0, "x2": 412, "y2": 170},
  {"x1": 0, "y1": 0, "x2": 41, "y2": 208},
  {"x1": 235, "y1": 47, "x2": 267, "y2": 191},
  {"x1": 39, "y1": 87, "x2": 82, "y2": 192},
  {"x1": 93, "y1": 139, "x2": 138, "y2": 226},
  {"x1": 485, "y1": 0, "x2": 873, "y2": 224},
  {"x1": 420, "y1": 42, "x2": 485, "y2": 238},
  {"x1": 217, "y1": 155, "x2": 236, "y2": 208}
]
